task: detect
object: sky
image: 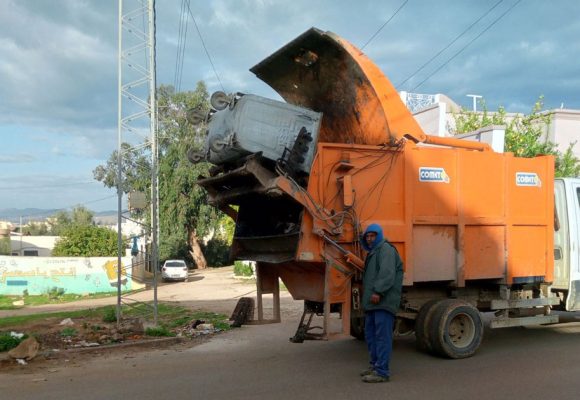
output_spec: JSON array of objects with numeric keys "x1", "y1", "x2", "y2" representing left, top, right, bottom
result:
[{"x1": 1, "y1": 0, "x2": 579, "y2": 214}]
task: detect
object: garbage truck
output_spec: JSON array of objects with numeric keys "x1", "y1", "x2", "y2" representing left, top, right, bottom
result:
[{"x1": 189, "y1": 28, "x2": 580, "y2": 358}]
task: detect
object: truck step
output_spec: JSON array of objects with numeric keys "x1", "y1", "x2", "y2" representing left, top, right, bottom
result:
[
  {"x1": 490, "y1": 314, "x2": 559, "y2": 329},
  {"x1": 490, "y1": 297, "x2": 560, "y2": 310}
]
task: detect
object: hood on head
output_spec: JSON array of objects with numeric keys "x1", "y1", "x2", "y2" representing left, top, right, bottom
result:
[{"x1": 361, "y1": 223, "x2": 384, "y2": 251}]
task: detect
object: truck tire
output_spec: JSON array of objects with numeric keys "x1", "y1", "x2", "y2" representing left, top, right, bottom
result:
[
  {"x1": 414, "y1": 299, "x2": 440, "y2": 353},
  {"x1": 428, "y1": 299, "x2": 483, "y2": 359}
]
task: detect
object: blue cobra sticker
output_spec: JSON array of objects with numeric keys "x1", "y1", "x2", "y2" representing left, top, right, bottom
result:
[
  {"x1": 419, "y1": 167, "x2": 450, "y2": 183},
  {"x1": 516, "y1": 172, "x2": 541, "y2": 187}
]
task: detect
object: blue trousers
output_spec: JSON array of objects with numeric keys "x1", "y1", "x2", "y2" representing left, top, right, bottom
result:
[{"x1": 365, "y1": 309, "x2": 395, "y2": 378}]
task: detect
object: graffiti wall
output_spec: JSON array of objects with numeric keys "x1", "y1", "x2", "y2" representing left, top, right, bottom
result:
[{"x1": 0, "y1": 256, "x2": 133, "y2": 295}]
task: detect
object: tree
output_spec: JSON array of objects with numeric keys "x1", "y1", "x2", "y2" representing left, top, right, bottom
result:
[
  {"x1": 71, "y1": 206, "x2": 95, "y2": 226},
  {"x1": 94, "y1": 82, "x2": 227, "y2": 268},
  {"x1": 93, "y1": 142, "x2": 151, "y2": 194},
  {"x1": 0, "y1": 237, "x2": 10, "y2": 255},
  {"x1": 52, "y1": 225, "x2": 118, "y2": 257},
  {"x1": 48, "y1": 206, "x2": 94, "y2": 236},
  {"x1": 452, "y1": 97, "x2": 580, "y2": 177},
  {"x1": 23, "y1": 222, "x2": 49, "y2": 236}
]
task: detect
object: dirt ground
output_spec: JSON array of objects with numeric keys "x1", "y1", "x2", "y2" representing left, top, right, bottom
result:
[{"x1": 0, "y1": 266, "x2": 301, "y2": 373}]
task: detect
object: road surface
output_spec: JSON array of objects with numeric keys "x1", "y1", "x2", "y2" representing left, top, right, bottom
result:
[{"x1": 2, "y1": 268, "x2": 580, "y2": 399}]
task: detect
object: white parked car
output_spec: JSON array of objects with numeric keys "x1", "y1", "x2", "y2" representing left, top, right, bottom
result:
[{"x1": 161, "y1": 260, "x2": 188, "y2": 282}]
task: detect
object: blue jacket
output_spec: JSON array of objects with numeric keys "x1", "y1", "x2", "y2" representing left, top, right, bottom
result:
[{"x1": 361, "y1": 224, "x2": 404, "y2": 314}]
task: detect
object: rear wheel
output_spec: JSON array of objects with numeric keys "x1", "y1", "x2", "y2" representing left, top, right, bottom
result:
[
  {"x1": 428, "y1": 299, "x2": 483, "y2": 359},
  {"x1": 414, "y1": 299, "x2": 440, "y2": 353}
]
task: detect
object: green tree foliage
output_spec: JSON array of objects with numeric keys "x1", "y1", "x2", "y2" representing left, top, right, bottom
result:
[
  {"x1": 23, "y1": 222, "x2": 49, "y2": 236},
  {"x1": 93, "y1": 142, "x2": 151, "y2": 194},
  {"x1": 0, "y1": 237, "x2": 10, "y2": 255},
  {"x1": 156, "y1": 83, "x2": 224, "y2": 268},
  {"x1": 452, "y1": 97, "x2": 580, "y2": 177},
  {"x1": 48, "y1": 206, "x2": 94, "y2": 236},
  {"x1": 94, "y1": 82, "x2": 229, "y2": 268},
  {"x1": 48, "y1": 211, "x2": 72, "y2": 236},
  {"x1": 71, "y1": 206, "x2": 95, "y2": 226},
  {"x1": 52, "y1": 225, "x2": 118, "y2": 257}
]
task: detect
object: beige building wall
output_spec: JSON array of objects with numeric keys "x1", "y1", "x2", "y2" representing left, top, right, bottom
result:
[
  {"x1": 10, "y1": 235, "x2": 59, "y2": 256},
  {"x1": 406, "y1": 93, "x2": 580, "y2": 160},
  {"x1": 546, "y1": 109, "x2": 580, "y2": 156}
]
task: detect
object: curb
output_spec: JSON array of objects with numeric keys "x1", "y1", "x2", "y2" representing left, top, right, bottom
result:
[{"x1": 50, "y1": 336, "x2": 188, "y2": 355}]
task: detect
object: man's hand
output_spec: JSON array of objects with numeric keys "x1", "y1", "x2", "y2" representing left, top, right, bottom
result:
[{"x1": 370, "y1": 293, "x2": 381, "y2": 304}]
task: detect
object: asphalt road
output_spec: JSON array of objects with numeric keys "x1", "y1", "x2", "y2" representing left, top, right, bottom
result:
[
  {"x1": 2, "y1": 314, "x2": 580, "y2": 400},
  {"x1": 2, "y1": 268, "x2": 580, "y2": 400}
]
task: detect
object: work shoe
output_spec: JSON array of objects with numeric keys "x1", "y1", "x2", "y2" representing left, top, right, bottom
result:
[
  {"x1": 359, "y1": 367, "x2": 374, "y2": 376},
  {"x1": 362, "y1": 372, "x2": 390, "y2": 383}
]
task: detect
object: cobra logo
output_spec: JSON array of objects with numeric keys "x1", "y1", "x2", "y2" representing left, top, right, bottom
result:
[
  {"x1": 516, "y1": 172, "x2": 541, "y2": 187},
  {"x1": 419, "y1": 167, "x2": 450, "y2": 183}
]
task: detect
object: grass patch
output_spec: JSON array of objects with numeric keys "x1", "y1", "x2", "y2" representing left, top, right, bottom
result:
[
  {"x1": 0, "y1": 292, "x2": 118, "y2": 310},
  {"x1": 0, "y1": 332, "x2": 27, "y2": 352},
  {"x1": 233, "y1": 261, "x2": 253, "y2": 277},
  {"x1": 0, "y1": 309, "x2": 102, "y2": 329},
  {"x1": 60, "y1": 327, "x2": 78, "y2": 337},
  {"x1": 145, "y1": 326, "x2": 174, "y2": 337},
  {"x1": 102, "y1": 306, "x2": 117, "y2": 323},
  {"x1": 0, "y1": 302, "x2": 231, "y2": 333}
]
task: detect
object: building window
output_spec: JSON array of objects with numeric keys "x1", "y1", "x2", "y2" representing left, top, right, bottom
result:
[{"x1": 23, "y1": 250, "x2": 39, "y2": 256}]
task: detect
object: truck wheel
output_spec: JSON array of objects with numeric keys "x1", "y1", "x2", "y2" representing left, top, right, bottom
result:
[
  {"x1": 428, "y1": 299, "x2": 483, "y2": 359},
  {"x1": 414, "y1": 299, "x2": 440, "y2": 353}
]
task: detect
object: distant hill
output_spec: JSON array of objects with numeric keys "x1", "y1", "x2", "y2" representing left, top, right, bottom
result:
[
  {"x1": 0, "y1": 208, "x2": 59, "y2": 222},
  {"x1": 0, "y1": 208, "x2": 118, "y2": 224}
]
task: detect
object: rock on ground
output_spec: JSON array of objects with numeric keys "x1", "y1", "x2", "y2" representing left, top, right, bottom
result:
[{"x1": 8, "y1": 337, "x2": 40, "y2": 361}]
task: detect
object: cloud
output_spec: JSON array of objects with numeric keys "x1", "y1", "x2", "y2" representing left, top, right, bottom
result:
[
  {"x1": 1, "y1": 0, "x2": 580, "y2": 212},
  {"x1": 0, "y1": 172, "x2": 116, "y2": 211},
  {"x1": 0, "y1": 0, "x2": 117, "y2": 155},
  {"x1": 0, "y1": 153, "x2": 37, "y2": 163}
]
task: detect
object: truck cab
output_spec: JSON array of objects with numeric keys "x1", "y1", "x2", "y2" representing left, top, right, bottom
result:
[{"x1": 552, "y1": 178, "x2": 580, "y2": 311}]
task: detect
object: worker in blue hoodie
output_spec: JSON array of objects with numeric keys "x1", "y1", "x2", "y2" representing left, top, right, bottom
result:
[{"x1": 360, "y1": 223, "x2": 403, "y2": 383}]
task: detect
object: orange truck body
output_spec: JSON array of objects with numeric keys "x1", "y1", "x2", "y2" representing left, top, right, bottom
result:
[
  {"x1": 197, "y1": 28, "x2": 557, "y2": 349},
  {"x1": 294, "y1": 142, "x2": 554, "y2": 289}
]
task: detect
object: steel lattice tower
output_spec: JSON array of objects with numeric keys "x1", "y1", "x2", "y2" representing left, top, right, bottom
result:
[{"x1": 116, "y1": 0, "x2": 159, "y2": 324}]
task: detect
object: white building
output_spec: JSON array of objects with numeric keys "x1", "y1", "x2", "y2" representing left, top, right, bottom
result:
[
  {"x1": 10, "y1": 235, "x2": 59, "y2": 256},
  {"x1": 401, "y1": 92, "x2": 580, "y2": 159}
]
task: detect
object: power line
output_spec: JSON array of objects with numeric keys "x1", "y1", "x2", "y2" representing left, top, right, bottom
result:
[
  {"x1": 173, "y1": 0, "x2": 190, "y2": 92},
  {"x1": 173, "y1": 0, "x2": 186, "y2": 90},
  {"x1": 185, "y1": 3, "x2": 226, "y2": 92},
  {"x1": 411, "y1": 0, "x2": 522, "y2": 91},
  {"x1": 177, "y1": 1, "x2": 190, "y2": 92},
  {"x1": 361, "y1": 0, "x2": 409, "y2": 50},
  {"x1": 397, "y1": 0, "x2": 504, "y2": 89}
]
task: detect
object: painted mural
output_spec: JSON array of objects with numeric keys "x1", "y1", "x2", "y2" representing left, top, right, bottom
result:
[{"x1": 0, "y1": 256, "x2": 133, "y2": 295}]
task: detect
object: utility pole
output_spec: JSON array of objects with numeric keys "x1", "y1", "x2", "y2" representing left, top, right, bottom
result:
[
  {"x1": 116, "y1": 0, "x2": 123, "y2": 324},
  {"x1": 117, "y1": 0, "x2": 158, "y2": 326},
  {"x1": 148, "y1": 0, "x2": 159, "y2": 326},
  {"x1": 19, "y1": 216, "x2": 22, "y2": 255},
  {"x1": 466, "y1": 94, "x2": 483, "y2": 112}
]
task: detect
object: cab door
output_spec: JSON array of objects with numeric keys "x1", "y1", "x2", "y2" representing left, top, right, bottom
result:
[
  {"x1": 553, "y1": 180, "x2": 570, "y2": 290},
  {"x1": 565, "y1": 180, "x2": 580, "y2": 311}
]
